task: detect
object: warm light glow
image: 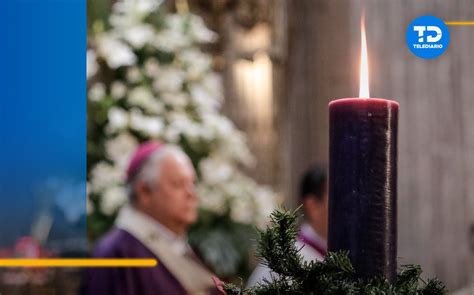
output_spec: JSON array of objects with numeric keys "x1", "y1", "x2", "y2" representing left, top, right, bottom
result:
[
  {"x1": 233, "y1": 52, "x2": 273, "y2": 129},
  {"x1": 359, "y1": 16, "x2": 370, "y2": 98}
]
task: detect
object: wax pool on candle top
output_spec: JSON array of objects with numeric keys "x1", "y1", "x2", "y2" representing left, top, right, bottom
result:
[{"x1": 328, "y1": 97, "x2": 399, "y2": 281}]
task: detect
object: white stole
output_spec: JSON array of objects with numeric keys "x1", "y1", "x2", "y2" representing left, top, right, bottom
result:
[{"x1": 115, "y1": 205, "x2": 215, "y2": 295}]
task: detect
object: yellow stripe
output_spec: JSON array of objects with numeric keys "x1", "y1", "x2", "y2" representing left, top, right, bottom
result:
[
  {"x1": 445, "y1": 21, "x2": 474, "y2": 26},
  {"x1": 0, "y1": 259, "x2": 158, "y2": 268}
]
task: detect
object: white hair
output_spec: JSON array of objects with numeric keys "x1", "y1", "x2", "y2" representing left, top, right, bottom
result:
[{"x1": 127, "y1": 145, "x2": 192, "y2": 202}]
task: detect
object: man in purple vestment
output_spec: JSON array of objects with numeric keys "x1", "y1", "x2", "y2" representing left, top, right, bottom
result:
[{"x1": 83, "y1": 141, "x2": 217, "y2": 295}]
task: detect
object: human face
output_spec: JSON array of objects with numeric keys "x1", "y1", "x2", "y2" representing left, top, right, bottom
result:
[
  {"x1": 304, "y1": 191, "x2": 329, "y2": 239},
  {"x1": 145, "y1": 153, "x2": 198, "y2": 235}
]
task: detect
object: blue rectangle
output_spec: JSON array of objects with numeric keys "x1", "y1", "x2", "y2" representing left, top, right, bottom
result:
[{"x1": 0, "y1": 0, "x2": 86, "y2": 251}]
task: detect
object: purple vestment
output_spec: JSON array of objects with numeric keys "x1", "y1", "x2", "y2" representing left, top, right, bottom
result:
[{"x1": 83, "y1": 228, "x2": 188, "y2": 295}]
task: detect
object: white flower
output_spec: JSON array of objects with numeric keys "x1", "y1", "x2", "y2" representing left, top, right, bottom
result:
[
  {"x1": 163, "y1": 114, "x2": 189, "y2": 142},
  {"x1": 163, "y1": 124, "x2": 181, "y2": 143},
  {"x1": 166, "y1": 111, "x2": 189, "y2": 124},
  {"x1": 184, "y1": 124, "x2": 204, "y2": 141},
  {"x1": 122, "y1": 25, "x2": 155, "y2": 48},
  {"x1": 105, "y1": 133, "x2": 138, "y2": 170},
  {"x1": 201, "y1": 73, "x2": 223, "y2": 102},
  {"x1": 97, "y1": 34, "x2": 137, "y2": 69},
  {"x1": 201, "y1": 114, "x2": 254, "y2": 165},
  {"x1": 190, "y1": 84, "x2": 220, "y2": 110},
  {"x1": 152, "y1": 67, "x2": 185, "y2": 92},
  {"x1": 188, "y1": 15, "x2": 218, "y2": 43},
  {"x1": 161, "y1": 92, "x2": 188, "y2": 109},
  {"x1": 230, "y1": 191, "x2": 254, "y2": 224},
  {"x1": 128, "y1": 86, "x2": 164, "y2": 114},
  {"x1": 144, "y1": 58, "x2": 160, "y2": 77},
  {"x1": 87, "y1": 50, "x2": 98, "y2": 79},
  {"x1": 129, "y1": 108, "x2": 164, "y2": 137},
  {"x1": 167, "y1": 112, "x2": 208, "y2": 141},
  {"x1": 90, "y1": 162, "x2": 123, "y2": 193},
  {"x1": 88, "y1": 83, "x2": 106, "y2": 102},
  {"x1": 154, "y1": 14, "x2": 216, "y2": 50},
  {"x1": 203, "y1": 114, "x2": 232, "y2": 137},
  {"x1": 154, "y1": 27, "x2": 191, "y2": 52},
  {"x1": 101, "y1": 186, "x2": 128, "y2": 215},
  {"x1": 126, "y1": 66, "x2": 142, "y2": 83},
  {"x1": 107, "y1": 107, "x2": 129, "y2": 132},
  {"x1": 111, "y1": 0, "x2": 162, "y2": 27},
  {"x1": 199, "y1": 156, "x2": 234, "y2": 185},
  {"x1": 113, "y1": 0, "x2": 161, "y2": 16},
  {"x1": 166, "y1": 14, "x2": 185, "y2": 32},
  {"x1": 178, "y1": 48, "x2": 212, "y2": 80},
  {"x1": 220, "y1": 132, "x2": 255, "y2": 166},
  {"x1": 163, "y1": 112, "x2": 198, "y2": 142},
  {"x1": 111, "y1": 81, "x2": 127, "y2": 99},
  {"x1": 197, "y1": 184, "x2": 226, "y2": 214}
]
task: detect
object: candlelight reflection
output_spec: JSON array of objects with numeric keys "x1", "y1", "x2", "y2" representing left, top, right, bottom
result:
[{"x1": 359, "y1": 16, "x2": 370, "y2": 98}]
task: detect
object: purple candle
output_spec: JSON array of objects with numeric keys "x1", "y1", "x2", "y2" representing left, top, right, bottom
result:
[{"x1": 328, "y1": 19, "x2": 399, "y2": 281}]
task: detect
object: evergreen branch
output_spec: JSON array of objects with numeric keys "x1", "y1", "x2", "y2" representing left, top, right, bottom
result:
[
  {"x1": 257, "y1": 208, "x2": 306, "y2": 279},
  {"x1": 421, "y1": 278, "x2": 447, "y2": 295},
  {"x1": 222, "y1": 208, "x2": 447, "y2": 295}
]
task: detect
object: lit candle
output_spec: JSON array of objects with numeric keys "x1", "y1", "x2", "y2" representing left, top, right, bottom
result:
[{"x1": 328, "y1": 18, "x2": 399, "y2": 281}]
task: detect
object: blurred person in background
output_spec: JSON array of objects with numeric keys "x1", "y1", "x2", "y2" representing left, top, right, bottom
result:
[
  {"x1": 83, "y1": 141, "x2": 217, "y2": 295},
  {"x1": 246, "y1": 165, "x2": 328, "y2": 287}
]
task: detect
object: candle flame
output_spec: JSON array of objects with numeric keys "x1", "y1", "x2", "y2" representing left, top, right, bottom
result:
[{"x1": 359, "y1": 16, "x2": 370, "y2": 98}]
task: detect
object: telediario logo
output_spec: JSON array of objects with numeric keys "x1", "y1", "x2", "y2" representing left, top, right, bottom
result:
[{"x1": 406, "y1": 15, "x2": 450, "y2": 59}]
